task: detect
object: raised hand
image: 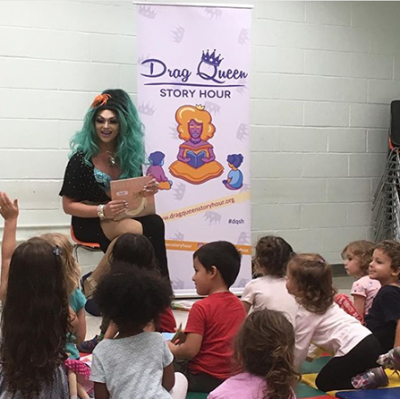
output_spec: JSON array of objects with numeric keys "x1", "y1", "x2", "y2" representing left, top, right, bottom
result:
[{"x1": 0, "y1": 192, "x2": 19, "y2": 221}]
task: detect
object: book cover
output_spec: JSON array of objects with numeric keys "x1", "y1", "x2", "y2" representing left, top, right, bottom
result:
[{"x1": 110, "y1": 176, "x2": 155, "y2": 220}]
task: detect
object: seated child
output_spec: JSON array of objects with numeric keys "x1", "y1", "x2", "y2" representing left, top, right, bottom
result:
[
  {"x1": 241, "y1": 236, "x2": 297, "y2": 325},
  {"x1": 365, "y1": 240, "x2": 400, "y2": 354},
  {"x1": 168, "y1": 241, "x2": 246, "y2": 393},
  {"x1": 0, "y1": 194, "x2": 87, "y2": 360},
  {"x1": 90, "y1": 264, "x2": 187, "y2": 399},
  {"x1": 337, "y1": 240, "x2": 380, "y2": 322},
  {"x1": 42, "y1": 233, "x2": 86, "y2": 360},
  {"x1": 79, "y1": 233, "x2": 176, "y2": 353},
  {"x1": 208, "y1": 309, "x2": 299, "y2": 399},
  {"x1": 0, "y1": 234, "x2": 70, "y2": 397},
  {"x1": 287, "y1": 253, "x2": 386, "y2": 391}
]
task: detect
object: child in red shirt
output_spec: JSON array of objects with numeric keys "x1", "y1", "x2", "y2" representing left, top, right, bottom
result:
[{"x1": 168, "y1": 241, "x2": 246, "y2": 393}]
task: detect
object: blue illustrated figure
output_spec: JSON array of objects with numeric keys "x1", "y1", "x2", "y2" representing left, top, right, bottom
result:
[
  {"x1": 223, "y1": 154, "x2": 243, "y2": 190},
  {"x1": 146, "y1": 151, "x2": 173, "y2": 190}
]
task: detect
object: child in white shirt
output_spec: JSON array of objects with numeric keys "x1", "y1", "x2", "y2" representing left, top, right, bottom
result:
[
  {"x1": 286, "y1": 253, "x2": 387, "y2": 391},
  {"x1": 241, "y1": 236, "x2": 298, "y2": 325}
]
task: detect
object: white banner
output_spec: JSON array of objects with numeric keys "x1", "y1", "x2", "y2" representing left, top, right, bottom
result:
[{"x1": 137, "y1": 3, "x2": 252, "y2": 296}]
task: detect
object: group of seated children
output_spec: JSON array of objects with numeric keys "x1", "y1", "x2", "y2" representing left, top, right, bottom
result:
[{"x1": 1, "y1": 190, "x2": 400, "y2": 399}]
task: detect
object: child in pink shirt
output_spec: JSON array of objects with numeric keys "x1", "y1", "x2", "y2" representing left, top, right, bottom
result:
[
  {"x1": 208, "y1": 309, "x2": 298, "y2": 399},
  {"x1": 342, "y1": 241, "x2": 380, "y2": 320}
]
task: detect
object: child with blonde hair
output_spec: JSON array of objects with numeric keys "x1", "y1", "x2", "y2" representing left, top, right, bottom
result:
[
  {"x1": 341, "y1": 240, "x2": 380, "y2": 320},
  {"x1": 241, "y1": 236, "x2": 297, "y2": 325},
  {"x1": 41, "y1": 233, "x2": 86, "y2": 360},
  {"x1": 208, "y1": 309, "x2": 299, "y2": 399},
  {"x1": 287, "y1": 254, "x2": 387, "y2": 391}
]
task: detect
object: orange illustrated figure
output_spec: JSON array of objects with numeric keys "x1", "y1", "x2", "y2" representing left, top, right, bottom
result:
[{"x1": 169, "y1": 105, "x2": 223, "y2": 185}]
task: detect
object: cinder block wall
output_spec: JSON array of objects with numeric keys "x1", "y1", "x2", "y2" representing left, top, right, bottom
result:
[{"x1": 0, "y1": 1, "x2": 398, "y2": 273}]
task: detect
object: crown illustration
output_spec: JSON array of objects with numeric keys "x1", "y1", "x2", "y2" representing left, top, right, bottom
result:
[
  {"x1": 139, "y1": 5, "x2": 157, "y2": 19},
  {"x1": 138, "y1": 102, "x2": 155, "y2": 116},
  {"x1": 201, "y1": 49, "x2": 223, "y2": 67},
  {"x1": 172, "y1": 26, "x2": 185, "y2": 43}
]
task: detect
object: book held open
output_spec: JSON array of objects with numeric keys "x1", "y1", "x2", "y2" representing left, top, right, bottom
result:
[{"x1": 110, "y1": 176, "x2": 156, "y2": 221}]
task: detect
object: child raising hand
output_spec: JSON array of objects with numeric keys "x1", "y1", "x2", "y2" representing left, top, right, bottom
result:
[{"x1": 0, "y1": 191, "x2": 19, "y2": 302}]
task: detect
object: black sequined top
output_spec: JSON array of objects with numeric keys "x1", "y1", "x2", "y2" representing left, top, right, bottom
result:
[{"x1": 59, "y1": 152, "x2": 114, "y2": 250}]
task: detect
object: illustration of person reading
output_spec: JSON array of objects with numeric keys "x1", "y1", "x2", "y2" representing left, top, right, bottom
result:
[
  {"x1": 223, "y1": 153, "x2": 244, "y2": 190},
  {"x1": 169, "y1": 104, "x2": 223, "y2": 185},
  {"x1": 146, "y1": 151, "x2": 173, "y2": 190}
]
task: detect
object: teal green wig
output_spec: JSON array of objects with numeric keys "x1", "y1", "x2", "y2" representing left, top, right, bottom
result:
[{"x1": 70, "y1": 89, "x2": 145, "y2": 178}]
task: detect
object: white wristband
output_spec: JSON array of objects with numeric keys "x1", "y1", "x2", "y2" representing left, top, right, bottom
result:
[{"x1": 97, "y1": 204, "x2": 106, "y2": 220}]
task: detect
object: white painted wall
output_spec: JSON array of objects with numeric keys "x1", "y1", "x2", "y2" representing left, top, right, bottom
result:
[{"x1": 0, "y1": 1, "x2": 398, "y2": 272}]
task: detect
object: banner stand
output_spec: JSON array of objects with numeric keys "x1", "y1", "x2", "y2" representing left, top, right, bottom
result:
[{"x1": 137, "y1": 2, "x2": 252, "y2": 297}]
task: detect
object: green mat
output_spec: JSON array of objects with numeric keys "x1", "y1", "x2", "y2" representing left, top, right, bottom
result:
[
  {"x1": 186, "y1": 393, "x2": 208, "y2": 399},
  {"x1": 300, "y1": 356, "x2": 332, "y2": 374},
  {"x1": 295, "y1": 382, "x2": 326, "y2": 398}
]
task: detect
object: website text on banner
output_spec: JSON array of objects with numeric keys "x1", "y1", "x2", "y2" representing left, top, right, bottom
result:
[{"x1": 137, "y1": 4, "x2": 252, "y2": 296}]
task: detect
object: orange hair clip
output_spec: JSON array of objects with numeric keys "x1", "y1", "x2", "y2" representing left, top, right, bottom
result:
[{"x1": 91, "y1": 93, "x2": 111, "y2": 108}]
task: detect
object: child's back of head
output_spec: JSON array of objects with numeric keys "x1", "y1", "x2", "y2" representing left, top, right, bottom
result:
[
  {"x1": 41, "y1": 232, "x2": 81, "y2": 296},
  {"x1": 255, "y1": 236, "x2": 294, "y2": 278},
  {"x1": 235, "y1": 308, "x2": 299, "y2": 399},
  {"x1": 287, "y1": 253, "x2": 337, "y2": 314},
  {"x1": 94, "y1": 262, "x2": 172, "y2": 332},
  {"x1": 110, "y1": 233, "x2": 157, "y2": 271},
  {"x1": 193, "y1": 241, "x2": 241, "y2": 288},
  {"x1": 1, "y1": 237, "x2": 69, "y2": 396}
]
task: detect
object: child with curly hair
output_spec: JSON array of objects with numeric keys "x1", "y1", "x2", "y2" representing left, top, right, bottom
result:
[
  {"x1": 241, "y1": 236, "x2": 297, "y2": 325},
  {"x1": 365, "y1": 240, "x2": 400, "y2": 354},
  {"x1": 79, "y1": 233, "x2": 176, "y2": 353},
  {"x1": 208, "y1": 309, "x2": 299, "y2": 399},
  {"x1": 90, "y1": 264, "x2": 187, "y2": 399},
  {"x1": 340, "y1": 240, "x2": 380, "y2": 320},
  {"x1": 287, "y1": 254, "x2": 387, "y2": 391}
]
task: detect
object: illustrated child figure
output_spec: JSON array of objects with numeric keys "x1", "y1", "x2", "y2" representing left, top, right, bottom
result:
[
  {"x1": 169, "y1": 105, "x2": 223, "y2": 184},
  {"x1": 208, "y1": 309, "x2": 299, "y2": 399},
  {"x1": 365, "y1": 240, "x2": 400, "y2": 354},
  {"x1": 0, "y1": 235, "x2": 70, "y2": 397},
  {"x1": 168, "y1": 241, "x2": 246, "y2": 393},
  {"x1": 339, "y1": 241, "x2": 380, "y2": 322},
  {"x1": 147, "y1": 151, "x2": 173, "y2": 190},
  {"x1": 287, "y1": 254, "x2": 387, "y2": 391},
  {"x1": 79, "y1": 233, "x2": 176, "y2": 353},
  {"x1": 241, "y1": 236, "x2": 298, "y2": 326},
  {"x1": 90, "y1": 265, "x2": 188, "y2": 399},
  {"x1": 222, "y1": 154, "x2": 244, "y2": 190}
]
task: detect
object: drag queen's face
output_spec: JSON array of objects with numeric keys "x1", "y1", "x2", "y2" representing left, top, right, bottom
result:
[{"x1": 95, "y1": 109, "x2": 119, "y2": 147}]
